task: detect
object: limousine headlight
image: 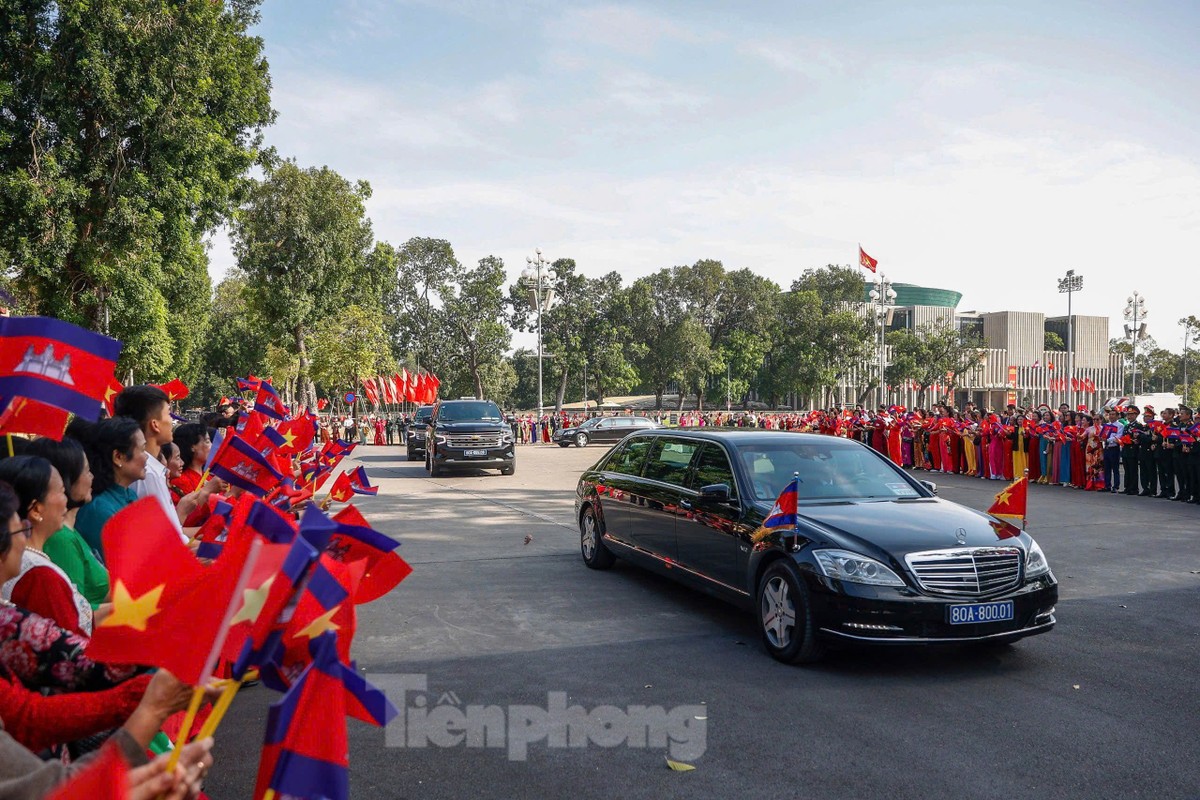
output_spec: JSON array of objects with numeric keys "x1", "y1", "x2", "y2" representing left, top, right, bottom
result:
[
  {"x1": 1025, "y1": 539, "x2": 1050, "y2": 578},
  {"x1": 814, "y1": 549, "x2": 906, "y2": 587}
]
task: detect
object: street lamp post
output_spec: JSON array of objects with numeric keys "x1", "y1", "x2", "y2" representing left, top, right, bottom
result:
[
  {"x1": 1057, "y1": 269, "x2": 1084, "y2": 408},
  {"x1": 521, "y1": 248, "x2": 559, "y2": 420},
  {"x1": 1123, "y1": 292, "x2": 1148, "y2": 397},
  {"x1": 868, "y1": 274, "x2": 897, "y2": 409}
]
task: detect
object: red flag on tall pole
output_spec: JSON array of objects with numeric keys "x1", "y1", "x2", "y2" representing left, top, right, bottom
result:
[{"x1": 858, "y1": 245, "x2": 878, "y2": 273}]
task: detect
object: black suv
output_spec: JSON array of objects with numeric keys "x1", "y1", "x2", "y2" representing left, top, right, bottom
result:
[
  {"x1": 405, "y1": 405, "x2": 435, "y2": 461},
  {"x1": 425, "y1": 399, "x2": 515, "y2": 476}
]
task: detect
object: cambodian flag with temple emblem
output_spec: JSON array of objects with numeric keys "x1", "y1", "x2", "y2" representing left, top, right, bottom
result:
[{"x1": 0, "y1": 316, "x2": 122, "y2": 420}]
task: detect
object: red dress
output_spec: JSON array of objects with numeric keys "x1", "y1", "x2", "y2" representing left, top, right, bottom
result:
[{"x1": 0, "y1": 672, "x2": 151, "y2": 753}]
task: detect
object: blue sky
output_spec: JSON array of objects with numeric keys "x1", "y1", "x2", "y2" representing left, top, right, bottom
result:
[{"x1": 208, "y1": 0, "x2": 1200, "y2": 352}]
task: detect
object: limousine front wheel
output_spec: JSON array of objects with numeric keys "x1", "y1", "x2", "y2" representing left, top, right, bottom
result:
[
  {"x1": 580, "y1": 506, "x2": 615, "y2": 570},
  {"x1": 757, "y1": 561, "x2": 825, "y2": 664}
]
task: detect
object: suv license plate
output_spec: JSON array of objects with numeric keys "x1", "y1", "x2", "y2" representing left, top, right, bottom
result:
[
  {"x1": 463, "y1": 449, "x2": 487, "y2": 457},
  {"x1": 948, "y1": 600, "x2": 1014, "y2": 625}
]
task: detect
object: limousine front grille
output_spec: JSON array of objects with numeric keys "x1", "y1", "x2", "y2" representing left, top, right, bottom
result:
[
  {"x1": 445, "y1": 434, "x2": 504, "y2": 449},
  {"x1": 904, "y1": 547, "x2": 1022, "y2": 597}
]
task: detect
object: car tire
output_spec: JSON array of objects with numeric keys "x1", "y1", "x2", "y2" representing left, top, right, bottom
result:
[
  {"x1": 501, "y1": 462, "x2": 515, "y2": 476},
  {"x1": 757, "y1": 561, "x2": 825, "y2": 664},
  {"x1": 406, "y1": 452, "x2": 414, "y2": 461},
  {"x1": 579, "y1": 505, "x2": 615, "y2": 570},
  {"x1": 575, "y1": 433, "x2": 589, "y2": 447},
  {"x1": 427, "y1": 453, "x2": 442, "y2": 477},
  {"x1": 558, "y1": 442, "x2": 570, "y2": 448}
]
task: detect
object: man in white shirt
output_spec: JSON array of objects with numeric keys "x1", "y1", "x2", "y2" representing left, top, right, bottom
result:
[{"x1": 114, "y1": 385, "x2": 210, "y2": 542}]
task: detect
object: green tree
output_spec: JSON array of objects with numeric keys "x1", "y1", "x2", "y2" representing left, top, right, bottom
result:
[
  {"x1": 188, "y1": 272, "x2": 268, "y2": 408},
  {"x1": 886, "y1": 323, "x2": 986, "y2": 406},
  {"x1": 626, "y1": 269, "x2": 699, "y2": 409},
  {"x1": 507, "y1": 258, "x2": 590, "y2": 411},
  {"x1": 0, "y1": 0, "x2": 274, "y2": 377},
  {"x1": 760, "y1": 290, "x2": 872, "y2": 408},
  {"x1": 307, "y1": 304, "x2": 395, "y2": 415},
  {"x1": 440, "y1": 256, "x2": 511, "y2": 399},
  {"x1": 1044, "y1": 330, "x2": 1066, "y2": 351},
  {"x1": 389, "y1": 237, "x2": 461, "y2": 371},
  {"x1": 233, "y1": 162, "x2": 375, "y2": 408},
  {"x1": 792, "y1": 265, "x2": 866, "y2": 311},
  {"x1": 577, "y1": 272, "x2": 639, "y2": 406}
]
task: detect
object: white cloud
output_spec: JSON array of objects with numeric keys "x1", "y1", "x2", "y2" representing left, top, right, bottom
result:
[{"x1": 545, "y1": 4, "x2": 713, "y2": 55}]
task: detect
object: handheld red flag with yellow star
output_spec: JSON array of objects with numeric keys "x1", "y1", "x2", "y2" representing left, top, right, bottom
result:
[
  {"x1": 87, "y1": 497, "x2": 263, "y2": 685},
  {"x1": 986, "y1": 476, "x2": 1028, "y2": 527}
]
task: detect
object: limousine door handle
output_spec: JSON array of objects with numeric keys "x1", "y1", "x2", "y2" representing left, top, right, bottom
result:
[{"x1": 679, "y1": 499, "x2": 693, "y2": 511}]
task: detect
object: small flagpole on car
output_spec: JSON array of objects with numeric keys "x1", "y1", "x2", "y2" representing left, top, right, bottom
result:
[
  {"x1": 791, "y1": 471, "x2": 802, "y2": 552},
  {"x1": 1022, "y1": 468, "x2": 1029, "y2": 532}
]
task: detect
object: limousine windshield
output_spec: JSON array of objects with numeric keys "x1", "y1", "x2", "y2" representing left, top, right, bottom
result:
[{"x1": 739, "y1": 443, "x2": 923, "y2": 503}]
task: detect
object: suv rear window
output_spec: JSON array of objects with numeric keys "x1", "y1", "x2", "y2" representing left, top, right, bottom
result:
[{"x1": 437, "y1": 401, "x2": 503, "y2": 422}]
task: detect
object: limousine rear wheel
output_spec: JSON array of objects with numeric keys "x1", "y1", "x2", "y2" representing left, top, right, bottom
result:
[
  {"x1": 757, "y1": 561, "x2": 825, "y2": 664},
  {"x1": 580, "y1": 506, "x2": 615, "y2": 570}
]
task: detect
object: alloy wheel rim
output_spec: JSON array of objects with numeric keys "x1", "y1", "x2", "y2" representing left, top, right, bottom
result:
[
  {"x1": 577, "y1": 434, "x2": 587, "y2": 446},
  {"x1": 582, "y1": 514, "x2": 596, "y2": 559},
  {"x1": 761, "y1": 576, "x2": 797, "y2": 648}
]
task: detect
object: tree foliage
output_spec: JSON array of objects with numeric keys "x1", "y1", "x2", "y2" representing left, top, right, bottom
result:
[
  {"x1": 0, "y1": 0, "x2": 274, "y2": 377},
  {"x1": 232, "y1": 161, "x2": 375, "y2": 408},
  {"x1": 188, "y1": 271, "x2": 267, "y2": 408},
  {"x1": 886, "y1": 323, "x2": 986, "y2": 406},
  {"x1": 307, "y1": 304, "x2": 395, "y2": 402}
]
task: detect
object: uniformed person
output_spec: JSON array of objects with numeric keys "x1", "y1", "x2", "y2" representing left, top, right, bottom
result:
[
  {"x1": 1156, "y1": 407, "x2": 1177, "y2": 499},
  {"x1": 1175, "y1": 406, "x2": 1195, "y2": 502},
  {"x1": 1138, "y1": 406, "x2": 1158, "y2": 496},
  {"x1": 1120, "y1": 405, "x2": 1141, "y2": 496}
]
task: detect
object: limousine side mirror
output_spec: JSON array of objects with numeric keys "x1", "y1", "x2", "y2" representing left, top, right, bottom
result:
[
  {"x1": 919, "y1": 480, "x2": 938, "y2": 495},
  {"x1": 697, "y1": 483, "x2": 731, "y2": 503}
]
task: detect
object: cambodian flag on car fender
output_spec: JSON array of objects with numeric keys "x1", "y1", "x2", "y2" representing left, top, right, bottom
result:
[
  {"x1": 763, "y1": 476, "x2": 799, "y2": 528},
  {"x1": 0, "y1": 316, "x2": 122, "y2": 420},
  {"x1": 209, "y1": 433, "x2": 285, "y2": 496}
]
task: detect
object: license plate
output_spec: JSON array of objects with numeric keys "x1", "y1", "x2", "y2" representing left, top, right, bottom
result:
[
  {"x1": 463, "y1": 449, "x2": 487, "y2": 457},
  {"x1": 947, "y1": 600, "x2": 1014, "y2": 625}
]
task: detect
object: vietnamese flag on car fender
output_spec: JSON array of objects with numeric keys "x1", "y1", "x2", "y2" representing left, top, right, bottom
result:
[
  {"x1": 986, "y1": 476, "x2": 1027, "y2": 526},
  {"x1": 87, "y1": 497, "x2": 264, "y2": 685},
  {"x1": 0, "y1": 315, "x2": 122, "y2": 420}
]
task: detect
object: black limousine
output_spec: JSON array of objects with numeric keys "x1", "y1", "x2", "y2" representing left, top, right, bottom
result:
[{"x1": 574, "y1": 429, "x2": 1057, "y2": 663}]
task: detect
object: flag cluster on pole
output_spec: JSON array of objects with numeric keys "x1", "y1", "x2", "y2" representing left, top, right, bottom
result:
[{"x1": 361, "y1": 369, "x2": 439, "y2": 409}]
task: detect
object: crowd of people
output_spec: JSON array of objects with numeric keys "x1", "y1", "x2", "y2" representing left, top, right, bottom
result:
[
  {"x1": 327, "y1": 400, "x2": 1198, "y2": 505},
  {"x1": 670, "y1": 402, "x2": 1200, "y2": 503},
  {"x1": 0, "y1": 385, "x2": 261, "y2": 798}
]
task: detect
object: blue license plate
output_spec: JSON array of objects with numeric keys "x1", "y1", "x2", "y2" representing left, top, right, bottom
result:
[{"x1": 948, "y1": 600, "x2": 1014, "y2": 625}]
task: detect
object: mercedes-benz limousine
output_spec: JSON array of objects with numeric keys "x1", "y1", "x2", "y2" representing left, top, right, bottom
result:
[{"x1": 574, "y1": 430, "x2": 1057, "y2": 664}]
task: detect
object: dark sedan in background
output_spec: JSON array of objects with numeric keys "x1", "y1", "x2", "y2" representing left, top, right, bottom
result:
[
  {"x1": 554, "y1": 415, "x2": 658, "y2": 447},
  {"x1": 574, "y1": 430, "x2": 1057, "y2": 664}
]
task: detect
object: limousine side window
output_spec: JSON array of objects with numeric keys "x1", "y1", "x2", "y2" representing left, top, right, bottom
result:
[
  {"x1": 643, "y1": 438, "x2": 699, "y2": 485},
  {"x1": 689, "y1": 444, "x2": 737, "y2": 498},
  {"x1": 606, "y1": 436, "x2": 653, "y2": 476}
]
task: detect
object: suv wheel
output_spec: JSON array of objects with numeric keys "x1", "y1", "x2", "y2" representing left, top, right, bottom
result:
[
  {"x1": 580, "y1": 505, "x2": 615, "y2": 569},
  {"x1": 427, "y1": 452, "x2": 442, "y2": 477},
  {"x1": 500, "y1": 462, "x2": 515, "y2": 476},
  {"x1": 757, "y1": 561, "x2": 825, "y2": 664}
]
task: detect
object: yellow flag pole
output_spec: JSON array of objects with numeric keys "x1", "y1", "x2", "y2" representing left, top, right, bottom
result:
[
  {"x1": 5, "y1": 434, "x2": 12, "y2": 458},
  {"x1": 195, "y1": 678, "x2": 244, "y2": 740},
  {"x1": 165, "y1": 687, "x2": 207, "y2": 771}
]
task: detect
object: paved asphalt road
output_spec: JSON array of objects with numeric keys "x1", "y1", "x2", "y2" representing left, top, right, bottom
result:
[{"x1": 207, "y1": 442, "x2": 1200, "y2": 800}]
